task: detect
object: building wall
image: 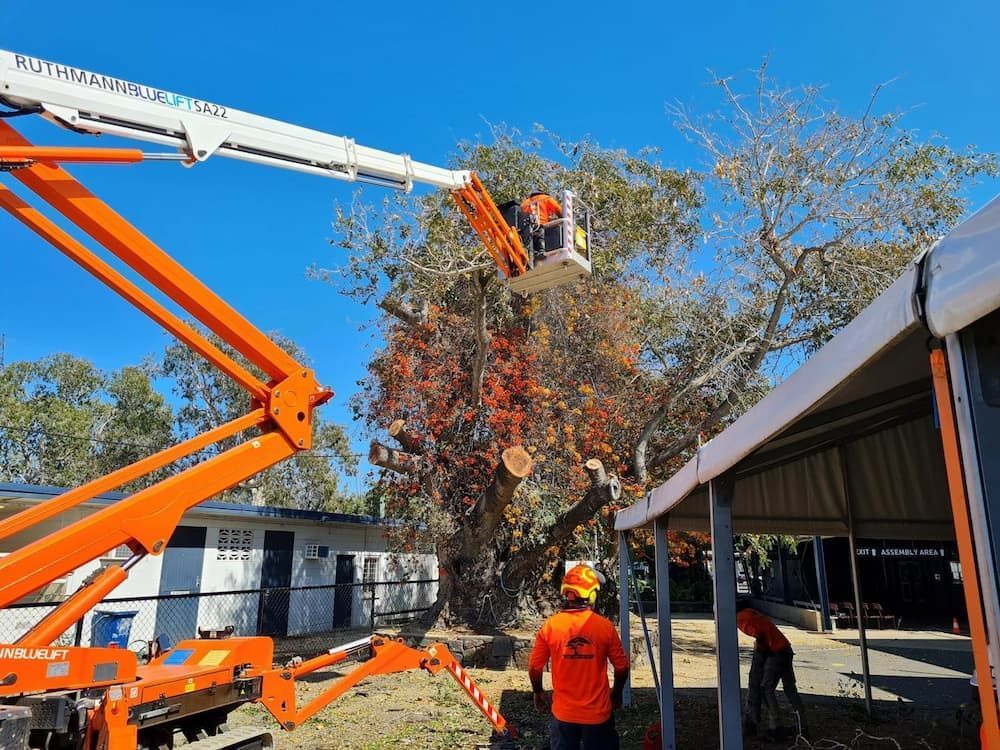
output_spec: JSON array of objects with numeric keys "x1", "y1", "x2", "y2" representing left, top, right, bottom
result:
[{"x1": 0, "y1": 498, "x2": 437, "y2": 645}]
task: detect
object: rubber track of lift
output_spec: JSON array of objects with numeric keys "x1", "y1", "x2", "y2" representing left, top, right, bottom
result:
[{"x1": 185, "y1": 725, "x2": 275, "y2": 750}]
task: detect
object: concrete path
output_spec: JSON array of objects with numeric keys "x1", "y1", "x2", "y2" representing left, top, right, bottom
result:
[{"x1": 631, "y1": 614, "x2": 973, "y2": 710}]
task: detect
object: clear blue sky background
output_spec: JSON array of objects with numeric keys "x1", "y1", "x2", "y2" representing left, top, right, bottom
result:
[{"x1": 2, "y1": 1, "x2": 998, "y2": 494}]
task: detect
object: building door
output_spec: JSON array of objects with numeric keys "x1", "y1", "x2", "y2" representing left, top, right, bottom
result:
[
  {"x1": 333, "y1": 555, "x2": 355, "y2": 628},
  {"x1": 154, "y1": 525, "x2": 206, "y2": 648},
  {"x1": 257, "y1": 530, "x2": 294, "y2": 637},
  {"x1": 899, "y1": 561, "x2": 924, "y2": 605}
]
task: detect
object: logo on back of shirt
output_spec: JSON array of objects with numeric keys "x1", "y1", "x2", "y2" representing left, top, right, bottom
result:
[{"x1": 564, "y1": 635, "x2": 595, "y2": 660}]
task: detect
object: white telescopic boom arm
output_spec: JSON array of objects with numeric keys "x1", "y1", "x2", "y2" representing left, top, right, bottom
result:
[{"x1": 0, "y1": 50, "x2": 471, "y2": 191}]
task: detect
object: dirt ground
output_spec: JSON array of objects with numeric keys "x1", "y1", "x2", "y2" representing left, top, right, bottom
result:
[{"x1": 228, "y1": 617, "x2": 981, "y2": 749}]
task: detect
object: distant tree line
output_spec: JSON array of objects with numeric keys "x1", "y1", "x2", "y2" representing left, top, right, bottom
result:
[{"x1": 0, "y1": 328, "x2": 360, "y2": 513}]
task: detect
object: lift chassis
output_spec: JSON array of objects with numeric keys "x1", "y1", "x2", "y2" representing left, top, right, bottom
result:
[{"x1": 0, "y1": 49, "x2": 520, "y2": 750}]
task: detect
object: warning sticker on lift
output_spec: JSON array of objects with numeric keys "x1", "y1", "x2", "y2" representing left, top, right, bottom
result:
[
  {"x1": 163, "y1": 649, "x2": 194, "y2": 666},
  {"x1": 198, "y1": 650, "x2": 230, "y2": 667}
]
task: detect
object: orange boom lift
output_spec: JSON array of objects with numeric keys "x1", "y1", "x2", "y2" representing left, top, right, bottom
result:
[{"x1": 0, "y1": 49, "x2": 524, "y2": 750}]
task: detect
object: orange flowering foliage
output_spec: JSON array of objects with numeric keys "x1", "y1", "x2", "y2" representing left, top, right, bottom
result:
[{"x1": 358, "y1": 282, "x2": 654, "y2": 567}]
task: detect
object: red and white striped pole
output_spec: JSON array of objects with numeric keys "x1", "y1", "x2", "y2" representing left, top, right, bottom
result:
[{"x1": 446, "y1": 661, "x2": 515, "y2": 739}]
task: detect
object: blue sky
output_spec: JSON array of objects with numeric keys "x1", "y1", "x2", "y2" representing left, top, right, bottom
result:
[{"x1": 2, "y1": 1, "x2": 998, "y2": 493}]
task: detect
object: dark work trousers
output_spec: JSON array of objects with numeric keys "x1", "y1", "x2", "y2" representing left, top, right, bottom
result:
[
  {"x1": 549, "y1": 715, "x2": 619, "y2": 750},
  {"x1": 745, "y1": 648, "x2": 808, "y2": 733}
]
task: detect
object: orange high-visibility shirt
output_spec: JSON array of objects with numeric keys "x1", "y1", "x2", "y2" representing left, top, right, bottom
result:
[
  {"x1": 521, "y1": 193, "x2": 562, "y2": 224},
  {"x1": 529, "y1": 607, "x2": 629, "y2": 724},
  {"x1": 737, "y1": 609, "x2": 791, "y2": 654}
]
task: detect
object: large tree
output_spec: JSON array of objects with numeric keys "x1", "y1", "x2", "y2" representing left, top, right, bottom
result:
[{"x1": 323, "y1": 67, "x2": 996, "y2": 627}]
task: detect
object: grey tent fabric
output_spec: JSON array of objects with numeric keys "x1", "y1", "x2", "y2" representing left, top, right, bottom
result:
[{"x1": 635, "y1": 415, "x2": 952, "y2": 539}]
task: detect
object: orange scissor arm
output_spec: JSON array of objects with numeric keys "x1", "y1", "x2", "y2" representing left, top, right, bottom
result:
[{"x1": 452, "y1": 173, "x2": 530, "y2": 279}]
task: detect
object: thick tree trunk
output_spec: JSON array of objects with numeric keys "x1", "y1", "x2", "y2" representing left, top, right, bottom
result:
[
  {"x1": 422, "y1": 446, "x2": 532, "y2": 627},
  {"x1": 458, "y1": 447, "x2": 532, "y2": 562}
]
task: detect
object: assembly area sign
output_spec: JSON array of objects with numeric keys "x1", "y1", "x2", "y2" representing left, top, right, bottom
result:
[{"x1": 856, "y1": 541, "x2": 948, "y2": 559}]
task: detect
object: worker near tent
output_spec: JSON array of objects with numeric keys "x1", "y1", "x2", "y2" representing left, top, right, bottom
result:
[
  {"x1": 737, "y1": 606, "x2": 810, "y2": 740},
  {"x1": 521, "y1": 190, "x2": 563, "y2": 259},
  {"x1": 528, "y1": 564, "x2": 630, "y2": 750}
]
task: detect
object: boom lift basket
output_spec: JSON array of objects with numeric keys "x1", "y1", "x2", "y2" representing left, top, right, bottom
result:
[{"x1": 506, "y1": 189, "x2": 592, "y2": 294}]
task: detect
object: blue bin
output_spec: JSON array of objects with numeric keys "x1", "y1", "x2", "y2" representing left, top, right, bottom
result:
[{"x1": 91, "y1": 610, "x2": 138, "y2": 648}]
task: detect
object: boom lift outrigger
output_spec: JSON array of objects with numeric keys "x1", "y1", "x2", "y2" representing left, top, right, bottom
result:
[{"x1": 0, "y1": 50, "x2": 528, "y2": 750}]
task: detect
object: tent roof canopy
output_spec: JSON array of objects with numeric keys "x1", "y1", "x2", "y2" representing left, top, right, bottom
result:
[{"x1": 615, "y1": 195, "x2": 1000, "y2": 539}]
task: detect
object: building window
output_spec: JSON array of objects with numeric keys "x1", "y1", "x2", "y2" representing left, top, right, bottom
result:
[
  {"x1": 304, "y1": 544, "x2": 330, "y2": 560},
  {"x1": 217, "y1": 528, "x2": 253, "y2": 561},
  {"x1": 363, "y1": 556, "x2": 379, "y2": 593},
  {"x1": 109, "y1": 544, "x2": 132, "y2": 559}
]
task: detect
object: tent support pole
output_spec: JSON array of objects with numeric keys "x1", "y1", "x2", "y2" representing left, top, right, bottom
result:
[
  {"x1": 813, "y1": 537, "x2": 832, "y2": 632},
  {"x1": 840, "y1": 444, "x2": 873, "y2": 716},
  {"x1": 655, "y1": 514, "x2": 676, "y2": 750},
  {"x1": 710, "y1": 476, "x2": 743, "y2": 750},
  {"x1": 932, "y1": 343, "x2": 1000, "y2": 746},
  {"x1": 618, "y1": 530, "x2": 632, "y2": 708}
]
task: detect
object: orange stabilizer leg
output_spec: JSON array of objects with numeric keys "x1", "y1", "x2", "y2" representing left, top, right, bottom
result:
[
  {"x1": 256, "y1": 636, "x2": 514, "y2": 738},
  {"x1": 444, "y1": 660, "x2": 514, "y2": 738}
]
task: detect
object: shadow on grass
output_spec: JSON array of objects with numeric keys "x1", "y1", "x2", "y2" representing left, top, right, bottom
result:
[{"x1": 497, "y1": 686, "x2": 980, "y2": 750}]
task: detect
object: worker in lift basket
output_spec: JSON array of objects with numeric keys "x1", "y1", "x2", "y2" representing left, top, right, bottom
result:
[
  {"x1": 737, "y1": 606, "x2": 810, "y2": 741},
  {"x1": 529, "y1": 564, "x2": 630, "y2": 749},
  {"x1": 521, "y1": 191, "x2": 563, "y2": 261}
]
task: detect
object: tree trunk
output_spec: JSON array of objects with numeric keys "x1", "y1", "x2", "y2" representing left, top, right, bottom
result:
[
  {"x1": 369, "y1": 441, "x2": 423, "y2": 475},
  {"x1": 502, "y1": 459, "x2": 622, "y2": 591},
  {"x1": 422, "y1": 446, "x2": 532, "y2": 627},
  {"x1": 458, "y1": 447, "x2": 532, "y2": 562}
]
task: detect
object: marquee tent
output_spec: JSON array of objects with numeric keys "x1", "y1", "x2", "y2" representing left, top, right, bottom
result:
[{"x1": 615, "y1": 195, "x2": 1000, "y2": 749}]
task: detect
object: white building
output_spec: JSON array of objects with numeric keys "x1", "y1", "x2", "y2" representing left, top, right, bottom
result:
[{"x1": 0, "y1": 483, "x2": 437, "y2": 649}]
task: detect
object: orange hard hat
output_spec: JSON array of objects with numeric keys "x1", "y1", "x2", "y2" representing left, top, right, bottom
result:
[{"x1": 561, "y1": 564, "x2": 606, "y2": 605}]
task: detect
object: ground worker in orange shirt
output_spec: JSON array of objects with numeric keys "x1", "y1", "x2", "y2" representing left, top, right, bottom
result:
[
  {"x1": 520, "y1": 191, "x2": 563, "y2": 260},
  {"x1": 737, "y1": 607, "x2": 810, "y2": 740},
  {"x1": 529, "y1": 564, "x2": 630, "y2": 749}
]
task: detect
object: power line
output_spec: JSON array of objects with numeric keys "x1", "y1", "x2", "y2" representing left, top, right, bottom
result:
[{"x1": 0, "y1": 423, "x2": 365, "y2": 460}]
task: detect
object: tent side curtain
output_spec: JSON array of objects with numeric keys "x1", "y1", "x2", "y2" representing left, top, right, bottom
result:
[{"x1": 633, "y1": 413, "x2": 954, "y2": 541}]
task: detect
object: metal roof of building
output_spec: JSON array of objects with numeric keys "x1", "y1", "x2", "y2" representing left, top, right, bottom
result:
[{"x1": 0, "y1": 482, "x2": 387, "y2": 528}]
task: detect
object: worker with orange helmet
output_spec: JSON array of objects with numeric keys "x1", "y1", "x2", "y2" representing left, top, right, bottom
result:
[
  {"x1": 528, "y1": 563, "x2": 630, "y2": 749},
  {"x1": 737, "y1": 606, "x2": 809, "y2": 740},
  {"x1": 520, "y1": 191, "x2": 563, "y2": 260}
]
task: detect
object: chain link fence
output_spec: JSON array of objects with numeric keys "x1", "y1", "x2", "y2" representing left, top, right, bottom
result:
[{"x1": 0, "y1": 579, "x2": 437, "y2": 662}]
